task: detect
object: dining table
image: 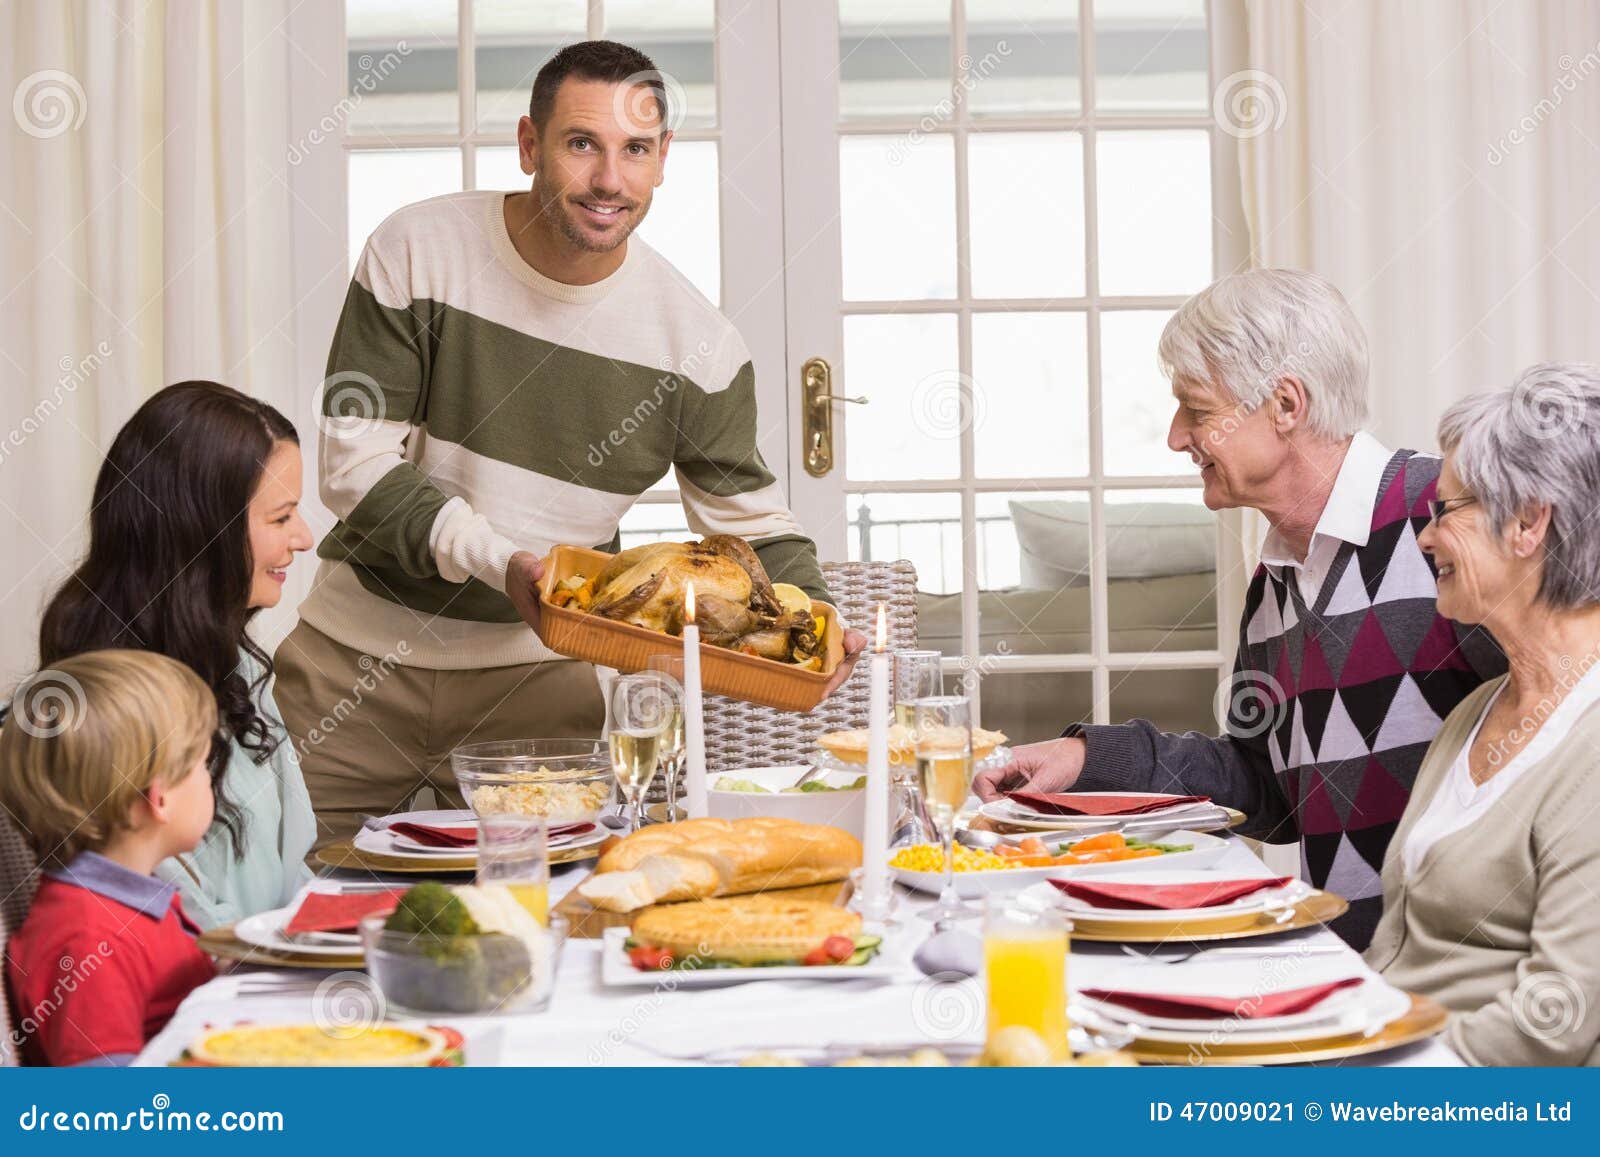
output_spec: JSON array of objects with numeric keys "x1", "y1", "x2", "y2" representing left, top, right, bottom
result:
[{"x1": 135, "y1": 831, "x2": 1461, "y2": 1067}]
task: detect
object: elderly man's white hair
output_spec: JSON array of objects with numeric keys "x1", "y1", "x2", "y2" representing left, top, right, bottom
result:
[
  {"x1": 1439, "y1": 362, "x2": 1600, "y2": 611},
  {"x1": 1158, "y1": 268, "x2": 1370, "y2": 440}
]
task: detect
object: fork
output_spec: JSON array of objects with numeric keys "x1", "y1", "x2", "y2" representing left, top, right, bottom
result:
[{"x1": 1119, "y1": 943, "x2": 1347, "y2": 965}]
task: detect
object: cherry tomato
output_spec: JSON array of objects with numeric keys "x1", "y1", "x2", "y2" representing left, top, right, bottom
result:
[
  {"x1": 802, "y1": 946, "x2": 833, "y2": 966},
  {"x1": 823, "y1": 935, "x2": 856, "y2": 962},
  {"x1": 628, "y1": 945, "x2": 674, "y2": 971}
]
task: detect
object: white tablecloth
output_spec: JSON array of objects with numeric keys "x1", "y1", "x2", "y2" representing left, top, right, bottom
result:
[{"x1": 136, "y1": 838, "x2": 1461, "y2": 1067}]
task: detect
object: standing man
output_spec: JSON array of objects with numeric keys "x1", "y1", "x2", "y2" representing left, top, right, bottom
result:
[
  {"x1": 975, "y1": 269, "x2": 1504, "y2": 948},
  {"x1": 276, "y1": 41, "x2": 864, "y2": 846}
]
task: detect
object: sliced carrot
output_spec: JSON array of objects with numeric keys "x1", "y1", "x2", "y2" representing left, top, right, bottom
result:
[
  {"x1": 1015, "y1": 854, "x2": 1056, "y2": 867},
  {"x1": 1116, "y1": 847, "x2": 1165, "y2": 860},
  {"x1": 1018, "y1": 837, "x2": 1050, "y2": 855},
  {"x1": 1068, "y1": 832, "x2": 1127, "y2": 853},
  {"x1": 994, "y1": 845, "x2": 1027, "y2": 859},
  {"x1": 1064, "y1": 850, "x2": 1115, "y2": 864}
]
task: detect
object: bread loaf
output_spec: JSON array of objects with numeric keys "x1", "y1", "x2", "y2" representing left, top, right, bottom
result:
[{"x1": 577, "y1": 817, "x2": 862, "y2": 912}]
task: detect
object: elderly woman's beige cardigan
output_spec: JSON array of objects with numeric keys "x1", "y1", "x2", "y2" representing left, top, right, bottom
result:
[{"x1": 1365, "y1": 675, "x2": 1600, "y2": 1065}]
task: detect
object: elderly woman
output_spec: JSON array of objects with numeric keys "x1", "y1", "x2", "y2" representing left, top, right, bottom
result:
[
  {"x1": 976, "y1": 268, "x2": 1506, "y2": 948},
  {"x1": 1366, "y1": 363, "x2": 1600, "y2": 1066}
]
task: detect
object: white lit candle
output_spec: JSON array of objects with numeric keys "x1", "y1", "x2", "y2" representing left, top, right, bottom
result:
[
  {"x1": 681, "y1": 581, "x2": 707, "y2": 818},
  {"x1": 862, "y1": 604, "x2": 891, "y2": 918}
]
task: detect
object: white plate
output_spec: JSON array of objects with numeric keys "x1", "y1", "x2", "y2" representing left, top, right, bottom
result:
[
  {"x1": 354, "y1": 810, "x2": 607, "y2": 859},
  {"x1": 1076, "y1": 982, "x2": 1411, "y2": 1045},
  {"x1": 980, "y1": 793, "x2": 1220, "y2": 832},
  {"x1": 1051, "y1": 871, "x2": 1311, "y2": 922},
  {"x1": 891, "y1": 830, "x2": 1230, "y2": 897},
  {"x1": 598, "y1": 926, "x2": 903, "y2": 988},
  {"x1": 233, "y1": 906, "x2": 367, "y2": 958}
]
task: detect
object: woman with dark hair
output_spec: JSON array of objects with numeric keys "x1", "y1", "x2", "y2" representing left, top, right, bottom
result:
[{"x1": 38, "y1": 380, "x2": 317, "y2": 928}]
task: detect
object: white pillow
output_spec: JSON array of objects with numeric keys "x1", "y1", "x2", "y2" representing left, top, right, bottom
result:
[{"x1": 1008, "y1": 499, "x2": 1215, "y2": 589}]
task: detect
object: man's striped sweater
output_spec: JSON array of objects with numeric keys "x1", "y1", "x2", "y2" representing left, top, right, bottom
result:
[{"x1": 299, "y1": 190, "x2": 827, "y2": 669}]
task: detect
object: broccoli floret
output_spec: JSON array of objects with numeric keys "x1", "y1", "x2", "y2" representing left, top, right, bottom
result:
[{"x1": 384, "y1": 882, "x2": 481, "y2": 938}]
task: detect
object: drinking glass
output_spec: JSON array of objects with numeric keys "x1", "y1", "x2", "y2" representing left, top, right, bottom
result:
[
  {"x1": 891, "y1": 650, "x2": 943, "y2": 843},
  {"x1": 644, "y1": 656, "x2": 688, "y2": 822},
  {"x1": 476, "y1": 814, "x2": 550, "y2": 926},
  {"x1": 984, "y1": 896, "x2": 1071, "y2": 1062},
  {"x1": 608, "y1": 672, "x2": 679, "y2": 833},
  {"x1": 912, "y1": 695, "x2": 980, "y2": 924}
]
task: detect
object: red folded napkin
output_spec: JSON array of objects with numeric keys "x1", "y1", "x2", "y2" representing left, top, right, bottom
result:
[
  {"x1": 1081, "y1": 977, "x2": 1364, "y2": 1020},
  {"x1": 284, "y1": 889, "x2": 406, "y2": 935},
  {"x1": 389, "y1": 820, "x2": 597, "y2": 849},
  {"x1": 1050, "y1": 876, "x2": 1294, "y2": 911},
  {"x1": 1007, "y1": 791, "x2": 1210, "y2": 817}
]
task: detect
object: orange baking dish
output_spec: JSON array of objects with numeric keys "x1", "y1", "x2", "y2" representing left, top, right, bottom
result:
[{"x1": 535, "y1": 545, "x2": 844, "y2": 712}]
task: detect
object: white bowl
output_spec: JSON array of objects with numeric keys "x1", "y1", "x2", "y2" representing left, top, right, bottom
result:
[{"x1": 707, "y1": 764, "x2": 867, "y2": 839}]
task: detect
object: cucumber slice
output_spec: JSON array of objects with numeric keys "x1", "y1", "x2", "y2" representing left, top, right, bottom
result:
[
  {"x1": 846, "y1": 948, "x2": 874, "y2": 966},
  {"x1": 854, "y1": 934, "x2": 883, "y2": 951}
]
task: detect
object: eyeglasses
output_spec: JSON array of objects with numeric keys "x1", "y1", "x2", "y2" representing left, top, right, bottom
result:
[{"x1": 1427, "y1": 495, "x2": 1478, "y2": 523}]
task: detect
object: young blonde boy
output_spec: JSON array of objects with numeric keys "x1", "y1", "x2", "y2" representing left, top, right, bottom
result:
[{"x1": 2, "y1": 650, "x2": 219, "y2": 1066}]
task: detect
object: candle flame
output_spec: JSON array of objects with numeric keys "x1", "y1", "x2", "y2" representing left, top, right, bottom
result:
[
  {"x1": 875, "y1": 603, "x2": 887, "y2": 651},
  {"x1": 684, "y1": 581, "x2": 696, "y2": 624}
]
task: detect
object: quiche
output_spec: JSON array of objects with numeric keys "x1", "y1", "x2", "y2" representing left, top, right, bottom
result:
[
  {"x1": 188, "y1": 1023, "x2": 446, "y2": 1067},
  {"x1": 630, "y1": 895, "x2": 862, "y2": 965},
  {"x1": 819, "y1": 723, "x2": 1007, "y2": 766}
]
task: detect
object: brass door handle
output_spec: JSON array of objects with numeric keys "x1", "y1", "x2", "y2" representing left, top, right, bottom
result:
[{"x1": 802, "y1": 357, "x2": 866, "y2": 477}]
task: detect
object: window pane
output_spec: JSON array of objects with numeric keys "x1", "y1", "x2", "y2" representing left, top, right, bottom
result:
[
  {"x1": 1110, "y1": 667, "x2": 1218, "y2": 733},
  {"x1": 1104, "y1": 488, "x2": 1218, "y2": 654},
  {"x1": 843, "y1": 314, "x2": 960, "y2": 481},
  {"x1": 840, "y1": 135, "x2": 956, "y2": 300},
  {"x1": 605, "y1": 0, "x2": 717, "y2": 129},
  {"x1": 1095, "y1": 130, "x2": 1212, "y2": 296},
  {"x1": 472, "y1": 0, "x2": 586, "y2": 133},
  {"x1": 851, "y1": 492, "x2": 963, "y2": 596},
  {"x1": 968, "y1": 133, "x2": 1085, "y2": 299},
  {"x1": 618, "y1": 501, "x2": 691, "y2": 549},
  {"x1": 476, "y1": 142, "x2": 721, "y2": 304},
  {"x1": 348, "y1": 149, "x2": 462, "y2": 271},
  {"x1": 345, "y1": 0, "x2": 458, "y2": 135},
  {"x1": 972, "y1": 312, "x2": 1087, "y2": 478},
  {"x1": 1099, "y1": 309, "x2": 1186, "y2": 476},
  {"x1": 973, "y1": 671, "x2": 1092, "y2": 745},
  {"x1": 1093, "y1": 0, "x2": 1209, "y2": 113},
  {"x1": 838, "y1": 0, "x2": 951, "y2": 120},
  {"x1": 976, "y1": 491, "x2": 1092, "y2": 655},
  {"x1": 966, "y1": 0, "x2": 1080, "y2": 116}
]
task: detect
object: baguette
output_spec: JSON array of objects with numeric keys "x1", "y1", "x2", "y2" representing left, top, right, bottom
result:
[{"x1": 578, "y1": 817, "x2": 862, "y2": 913}]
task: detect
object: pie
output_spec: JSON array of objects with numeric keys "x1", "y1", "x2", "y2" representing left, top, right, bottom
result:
[
  {"x1": 630, "y1": 895, "x2": 862, "y2": 965},
  {"x1": 818, "y1": 723, "x2": 1008, "y2": 766}
]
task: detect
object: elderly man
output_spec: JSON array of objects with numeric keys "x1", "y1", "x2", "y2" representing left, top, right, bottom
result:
[{"x1": 976, "y1": 269, "x2": 1504, "y2": 947}]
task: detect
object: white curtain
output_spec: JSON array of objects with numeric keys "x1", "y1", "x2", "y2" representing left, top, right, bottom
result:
[
  {"x1": 1237, "y1": 0, "x2": 1600, "y2": 452},
  {"x1": 0, "y1": 0, "x2": 321, "y2": 687}
]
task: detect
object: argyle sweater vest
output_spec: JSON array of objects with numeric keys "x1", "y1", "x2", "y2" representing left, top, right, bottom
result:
[{"x1": 1239, "y1": 450, "x2": 1500, "y2": 926}]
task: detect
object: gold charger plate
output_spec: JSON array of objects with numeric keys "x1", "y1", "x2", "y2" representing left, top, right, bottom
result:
[
  {"x1": 1123, "y1": 993, "x2": 1448, "y2": 1065},
  {"x1": 1068, "y1": 889, "x2": 1349, "y2": 942},
  {"x1": 197, "y1": 923, "x2": 365, "y2": 970},
  {"x1": 315, "y1": 836, "x2": 606, "y2": 874}
]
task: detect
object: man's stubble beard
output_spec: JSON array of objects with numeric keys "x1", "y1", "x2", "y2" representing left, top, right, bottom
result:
[{"x1": 533, "y1": 173, "x2": 647, "y2": 255}]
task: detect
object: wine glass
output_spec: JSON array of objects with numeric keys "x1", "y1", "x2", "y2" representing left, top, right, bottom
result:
[
  {"x1": 644, "y1": 656, "x2": 688, "y2": 822},
  {"x1": 912, "y1": 695, "x2": 980, "y2": 925},
  {"x1": 890, "y1": 650, "x2": 943, "y2": 843},
  {"x1": 607, "y1": 673, "x2": 679, "y2": 833}
]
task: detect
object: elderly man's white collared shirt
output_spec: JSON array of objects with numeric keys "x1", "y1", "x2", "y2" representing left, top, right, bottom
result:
[{"x1": 1258, "y1": 431, "x2": 1395, "y2": 605}]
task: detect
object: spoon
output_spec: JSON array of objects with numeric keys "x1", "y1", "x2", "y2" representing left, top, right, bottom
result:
[{"x1": 912, "y1": 927, "x2": 983, "y2": 979}]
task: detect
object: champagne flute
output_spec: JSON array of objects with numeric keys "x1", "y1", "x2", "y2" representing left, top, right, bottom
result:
[
  {"x1": 644, "y1": 656, "x2": 688, "y2": 822},
  {"x1": 891, "y1": 650, "x2": 943, "y2": 843},
  {"x1": 912, "y1": 695, "x2": 980, "y2": 925},
  {"x1": 608, "y1": 673, "x2": 679, "y2": 833}
]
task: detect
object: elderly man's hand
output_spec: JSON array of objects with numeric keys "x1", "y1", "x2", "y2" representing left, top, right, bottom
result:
[
  {"x1": 972, "y1": 736, "x2": 1088, "y2": 800},
  {"x1": 821, "y1": 628, "x2": 870, "y2": 699},
  {"x1": 506, "y1": 550, "x2": 546, "y2": 631}
]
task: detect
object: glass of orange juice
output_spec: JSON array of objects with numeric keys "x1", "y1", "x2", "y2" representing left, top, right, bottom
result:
[
  {"x1": 476, "y1": 814, "x2": 549, "y2": 925},
  {"x1": 984, "y1": 897, "x2": 1071, "y2": 1062}
]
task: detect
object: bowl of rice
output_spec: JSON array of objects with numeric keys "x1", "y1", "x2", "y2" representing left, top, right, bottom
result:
[{"x1": 451, "y1": 738, "x2": 614, "y2": 824}]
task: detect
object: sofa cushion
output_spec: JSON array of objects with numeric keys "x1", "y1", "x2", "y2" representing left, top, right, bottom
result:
[{"x1": 1008, "y1": 499, "x2": 1216, "y2": 589}]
